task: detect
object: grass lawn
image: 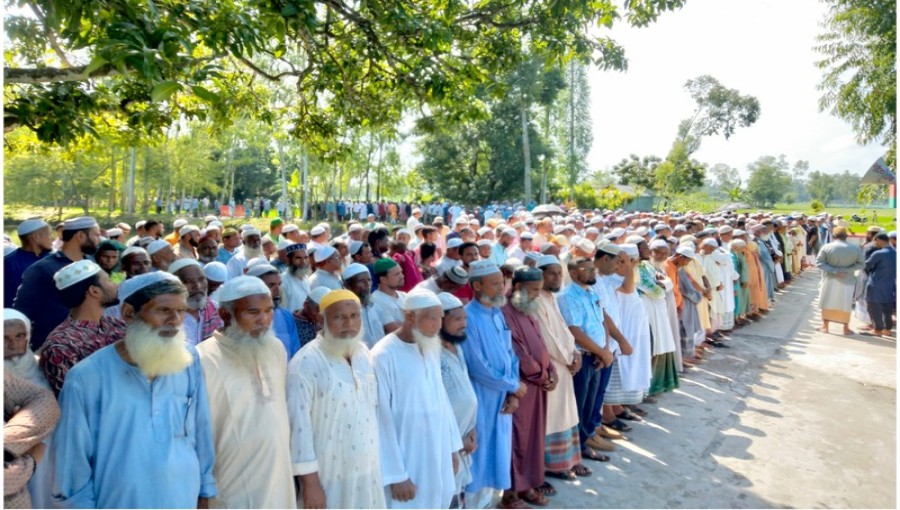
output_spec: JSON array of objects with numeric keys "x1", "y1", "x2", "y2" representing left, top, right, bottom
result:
[{"x1": 737, "y1": 203, "x2": 896, "y2": 234}]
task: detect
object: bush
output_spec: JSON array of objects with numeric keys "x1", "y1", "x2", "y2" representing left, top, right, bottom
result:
[{"x1": 810, "y1": 200, "x2": 824, "y2": 214}]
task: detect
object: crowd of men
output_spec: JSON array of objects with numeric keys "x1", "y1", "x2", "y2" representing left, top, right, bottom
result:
[{"x1": 3, "y1": 205, "x2": 896, "y2": 509}]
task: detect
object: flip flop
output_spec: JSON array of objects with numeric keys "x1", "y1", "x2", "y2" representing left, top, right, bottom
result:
[
  {"x1": 617, "y1": 410, "x2": 642, "y2": 422},
  {"x1": 572, "y1": 463, "x2": 593, "y2": 477},
  {"x1": 581, "y1": 448, "x2": 610, "y2": 462},
  {"x1": 535, "y1": 482, "x2": 557, "y2": 497},
  {"x1": 603, "y1": 419, "x2": 631, "y2": 432},
  {"x1": 521, "y1": 489, "x2": 549, "y2": 506},
  {"x1": 545, "y1": 470, "x2": 576, "y2": 481}
]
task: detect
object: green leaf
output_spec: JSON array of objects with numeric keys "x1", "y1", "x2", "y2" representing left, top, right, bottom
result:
[
  {"x1": 192, "y1": 85, "x2": 220, "y2": 103},
  {"x1": 150, "y1": 81, "x2": 181, "y2": 102},
  {"x1": 84, "y1": 56, "x2": 107, "y2": 75}
]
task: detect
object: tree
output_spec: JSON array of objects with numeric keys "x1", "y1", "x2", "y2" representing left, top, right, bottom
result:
[
  {"x1": 679, "y1": 75, "x2": 761, "y2": 151},
  {"x1": 708, "y1": 163, "x2": 741, "y2": 195},
  {"x1": 655, "y1": 140, "x2": 707, "y2": 202},
  {"x1": 4, "y1": 0, "x2": 686, "y2": 149},
  {"x1": 745, "y1": 156, "x2": 792, "y2": 207},
  {"x1": 817, "y1": 0, "x2": 896, "y2": 166},
  {"x1": 560, "y1": 62, "x2": 593, "y2": 201},
  {"x1": 612, "y1": 154, "x2": 662, "y2": 189}
]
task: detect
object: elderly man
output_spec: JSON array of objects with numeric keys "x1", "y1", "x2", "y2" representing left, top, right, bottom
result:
[
  {"x1": 120, "y1": 246, "x2": 152, "y2": 279},
  {"x1": 197, "y1": 276, "x2": 296, "y2": 508},
  {"x1": 372, "y1": 289, "x2": 462, "y2": 508},
  {"x1": 147, "y1": 239, "x2": 177, "y2": 272},
  {"x1": 197, "y1": 232, "x2": 219, "y2": 265},
  {"x1": 247, "y1": 264, "x2": 301, "y2": 359},
  {"x1": 437, "y1": 292, "x2": 479, "y2": 509},
  {"x1": 287, "y1": 289, "x2": 385, "y2": 508},
  {"x1": 225, "y1": 228, "x2": 265, "y2": 279},
  {"x1": 309, "y1": 245, "x2": 345, "y2": 291},
  {"x1": 4, "y1": 218, "x2": 51, "y2": 306},
  {"x1": 49, "y1": 273, "x2": 217, "y2": 508},
  {"x1": 281, "y1": 243, "x2": 312, "y2": 315},
  {"x1": 168, "y1": 259, "x2": 223, "y2": 346},
  {"x1": 40, "y1": 260, "x2": 124, "y2": 396},
  {"x1": 635, "y1": 240, "x2": 680, "y2": 394},
  {"x1": 534, "y1": 256, "x2": 589, "y2": 480},
  {"x1": 14, "y1": 216, "x2": 100, "y2": 350},
  {"x1": 500, "y1": 267, "x2": 557, "y2": 508},
  {"x1": 462, "y1": 261, "x2": 523, "y2": 507},
  {"x1": 343, "y1": 262, "x2": 394, "y2": 347}
]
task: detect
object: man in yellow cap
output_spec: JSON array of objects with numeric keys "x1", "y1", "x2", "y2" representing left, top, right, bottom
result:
[{"x1": 286, "y1": 289, "x2": 385, "y2": 509}]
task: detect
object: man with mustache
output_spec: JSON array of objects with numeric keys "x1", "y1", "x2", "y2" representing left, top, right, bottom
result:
[
  {"x1": 226, "y1": 228, "x2": 266, "y2": 280},
  {"x1": 461, "y1": 260, "x2": 523, "y2": 509},
  {"x1": 121, "y1": 246, "x2": 152, "y2": 279},
  {"x1": 169, "y1": 259, "x2": 224, "y2": 346},
  {"x1": 14, "y1": 216, "x2": 101, "y2": 350},
  {"x1": 286, "y1": 289, "x2": 385, "y2": 509},
  {"x1": 197, "y1": 276, "x2": 296, "y2": 508},
  {"x1": 437, "y1": 292, "x2": 479, "y2": 509},
  {"x1": 177, "y1": 225, "x2": 201, "y2": 260},
  {"x1": 147, "y1": 239, "x2": 177, "y2": 273},
  {"x1": 371, "y1": 288, "x2": 463, "y2": 509},
  {"x1": 499, "y1": 266, "x2": 557, "y2": 508},
  {"x1": 281, "y1": 243, "x2": 312, "y2": 317},
  {"x1": 40, "y1": 260, "x2": 125, "y2": 396},
  {"x1": 343, "y1": 262, "x2": 392, "y2": 348},
  {"x1": 49, "y1": 272, "x2": 217, "y2": 508},
  {"x1": 247, "y1": 263, "x2": 301, "y2": 360}
]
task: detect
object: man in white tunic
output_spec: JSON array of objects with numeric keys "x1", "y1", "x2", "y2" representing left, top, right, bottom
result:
[
  {"x1": 281, "y1": 243, "x2": 312, "y2": 315},
  {"x1": 197, "y1": 276, "x2": 296, "y2": 508},
  {"x1": 816, "y1": 227, "x2": 865, "y2": 334},
  {"x1": 371, "y1": 289, "x2": 463, "y2": 508},
  {"x1": 286, "y1": 289, "x2": 385, "y2": 509}
]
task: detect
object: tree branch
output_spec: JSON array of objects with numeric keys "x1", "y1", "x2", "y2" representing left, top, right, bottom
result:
[{"x1": 4, "y1": 63, "x2": 120, "y2": 84}]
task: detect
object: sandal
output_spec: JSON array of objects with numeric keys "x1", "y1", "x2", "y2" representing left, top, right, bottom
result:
[
  {"x1": 498, "y1": 496, "x2": 530, "y2": 509},
  {"x1": 572, "y1": 463, "x2": 593, "y2": 477},
  {"x1": 524, "y1": 487, "x2": 551, "y2": 504},
  {"x1": 545, "y1": 470, "x2": 576, "y2": 481},
  {"x1": 617, "y1": 410, "x2": 642, "y2": 422},
  {"x1": 603, "y1": 419, "x2": 631, "y2": 432},
  {"x1": 628, "y1": 405, "x2": 648, "y2": 416},
  {"x1": 581, "y1": 448, "x2": 610, "y2": 462}
]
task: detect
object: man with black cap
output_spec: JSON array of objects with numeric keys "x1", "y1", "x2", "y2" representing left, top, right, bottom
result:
[
  {"x1": 40, "y1": 260, "x2": 124, "y2": 396},
  {"x1": 4, "y1": 218, "x2": 52, "y2": 306},
  {"x1": 14, "y1": 216, "x2": 100, "y2": 350}
]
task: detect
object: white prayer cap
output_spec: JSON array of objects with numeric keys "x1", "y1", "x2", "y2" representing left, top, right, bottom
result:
[
  {"x1": 347, "y1": 223, "x2": 362, "y2": 233},
  {"x1": 17, "y1": 218, "x2": 48, "y2": 236},
  {"x1": 204, "y1": 225, "x2": 220, "y2": 233},
  {"x1": 468, "y1": 260, "x2": 501, "y2": 278},
  {"x1": 625, "y1": 235, "x2": 645, "y2": 245},
  {"x1": 218, "y1": 275, "x2": 271, "y2": 303},
  {"x1": 447, "y1": 238, "x2": 463, "y2": 249},
  {"x1": 168, "y1": 258, "x2": 202, "y2": 276},
  {"x1": 349, "y1": 240, "x2": 364, "y2": 256},
  {"x1": 106, "y1": 228, "x2": 123, "y2": 238},
  {"x1": 635, "y1": 227, "x2": 649, "y2": 237},
  {"x1": 649, "y1": 239, "x2": 669, "y2": 250},
  {"x1": 621, "y1": 243, "x2": 639, "y2": 259},
  {"x1": 147, "y1": 239, "x2": 171, "y2": 256},
  {"x1": 282, "y1": 223, "x2": 300, "y2": 234},
  {"x1": 733, "y1": 229, "x2": 747, "y2": 236},
  {"x1": 454, "y1": 217, "x2": 469, "y2": 225},
  {"x1": 117, "y1": 222, "x2": 132, "y2": 231},
  {"x1": 119, "y1": 272, "x2": 181, "y2": 303},
  {"x1": 313, "y1": 245, "x2": 337, "y2": 263},
  {"x1": 412, "y1": 222, "x2": 425, "y2": 232},
  {"x1": 501, "y1": 228, "x2": 517, "y2": 238},
  {"x1": 502, "y1": 257, "x2": 522, "y2": 270},
  {"x1": 277, "y1": 239, "x2": 293, "y2": 251},
  {"x1": 412, "y1": 207, "x2": 421, "y2": 214},
  {"x1": 241, "y1": 228, "x2": 261, "y2": 240},
  {"x1": 476, "y1": 239, "x2": 492, "y2": 247},
  {"x1": 477, "y1": 227, "x2": 491, "y2": 236},
  {"x1": 307, "y1": 286, "x2": 332, "y2": 305},
  {"x1": 575, "y1": 238, "x2": 595, "y2": 254},
  {"x1": 537, "y1": 255, "x2": 561, "y2": 268},
  {"x1": 63, "y1": 216, "x2": 98, "y2": 231},
  {"x1": 524, "y1": 252, "x2": 541, "y2": 263},
  {"x1": 402, "y1": 288, "x2": 442, "y2": 311},
  {"x1": 247, "y1": 263, "x2": 279, "y2": 278},
  {"x1": 438, "y1": 292, "x2": 464, "y2": 312},
  {"x1": 179, "y1": 225, "x2": 199, "y2": 237},
  {"x1": 121, "y1": 246, "x2": 148, "y2": 259},
  {"x1": 595, "y1": 240, "x2": 621, "y2": 256},
  {"x1": 701, "y1": 238, "x2": 719, "y2": 247},
  {"x1": 585, "y1": 227, "x2": 600, "y2": 235},
  {"x1": 246, "y1": 257, "x2": 271, "y2": 270},
  {"x1": 396, "y1": 228, "x2": 412, "y2": 238},
  {"x1": 240, "y1": 224, "x2": 254, "y2": 232},
  {"x1": 675, "y1": 246, "x2": 696, "y2": 259},
  {"x1": 552, "y1": 225, "x2": 566, "y2": 235},
  {"x1": 653, "y1": 223, "x2": 670, "y2": 232},
  {"x1": 590, "y1": 216, "x2": 604, "y2": 225},
  {"x1": 310, "y1": 226, "x2": 326, "y2": 236},
  {"x1": 4, "y1": 308, "x2": 31, "y2": 337},
  {"x1": 173, "y1": 218, "x2": 188, "y2": 229},
  {"x1": 204, "y1": 215, "x2": 217, "y2": 223},
  {"x1": 539, "y1": 243, "x2": 556, "y2": 254},
  {"x1": 444, "y1": 266, "x2": 469, "y2": 284},
  {"x1": 342, "y1": 263, "x2": 370, "y2": 281},
  {"x1": 204, "y1": 262, "x2": 228, "y2": 283},
  {"x1": 606, "y1": 227, "x2": 626, "y2": 239},
  {"x1": 54, "y1": 260, "x2": 102, "y2": 290},
  {"x1": 135, "y1": 220, "x2": 147, "y2": 229},
  {"x1": 718, "y1": 225, "x2": 733, "y2": 234},
  {"x1": 729, "y1": 239, "x2": 747, "y2": 249},
  {"x1": 262, "y1": 237, "x2": 274, "y2": 246}
]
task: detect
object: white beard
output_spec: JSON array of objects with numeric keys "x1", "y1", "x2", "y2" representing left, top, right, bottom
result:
[
  {"x1": 290, "y1": 266, "x2": 311, "y2": 279},
  {"x1": 187, "y1": 293, "x2": 208, "y2": 311},
  {"x1": 221, "y1": 323, "x2": 277, "y2": 363},
  {"x1": 123, "y1": 320, "x2": 193, "y2": 378},
  {"x1": 510, "y1": 290, "x2": 539, "y2": 315},
  {"x1": 4, "y1": 349, "x2": 50, "y2": 390},
  {"x1": 242, "y1": 245, "x2": 264, "y2": 260},
  {"x1": 321, "y1": 328, "x2": 364, "y2": 359},
  {"x1": 479, "y1": 293, "x2": 507, "y2": 308},
  {"x1": 412, "y1": 329, "x2": 442, "y2": 357}
]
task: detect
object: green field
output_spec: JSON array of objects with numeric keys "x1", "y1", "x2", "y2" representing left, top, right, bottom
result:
[{"x1": 736, "y1": 203, "x2": 897, "y2": 234}]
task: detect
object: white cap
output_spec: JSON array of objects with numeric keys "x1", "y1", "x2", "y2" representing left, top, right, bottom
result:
[
  {"x1": 308, "y1": 286, "x2": 332, "y2": 305},
  {"x1": 54, "y1": 260, "x2": 102, "y2": 290},
  {"x1": 242, "y1": 228, "x2": 262, "y2": 239},
  {"x1": 402, "y1": 288, "x2": 442, "y2": 311},
  {"x1": 396, "y1": 228, "x2": 412, "y2": 238},
  {"x1": 63, "y1": 217, "x2": 98, "y2": 231},
  {"x1": 147, "y1": 239, "x2": 171, "y2": 256},
  {"x1": 313, "y1": 245, "x2": 337, "y2": 263},
  {"x1": 179, "y1": 225, "x2": 199, "y2": 237},
  {"x1": 676, "y1": 246, "x2": 696, "y2": 259},
  {"x1": 203, "y1": 262, "x2": 228, "y2": 283},
  {"x1": 342, "y1": 263, "x2": 369, "y2": 281},
  {"x1": 621, "y1": 243, "x2": 639, "y2": 259},
  {"x1": 718, "y1": 225, "x2": 733, "y2": 234},
  {"x1": 106, "y1": 228, "x2": 123, "y2": 238},
  {"x1": 17, "y1": 219, "x2": 48, "y2": 236},
  {"x1": 438, "y1": 292, "x2": 464, "y2": 311},
  {"x1": 168, "y1": 258, "x2": 203, "y2": 275},
  {"x1": 218, "y1": 275, "x2": 271, "y2": 303},
  {"x1": 348, "y1": 224, "x2": 362, "y2": 233},
  {"x1": 122, "y1": 246, "x2": 149, "y2": 259},
  {"x1": 349, "y1": 240, "x2": 364, "y2": 256},
  {"x1": 468, "y1": 260, "x2": 501, "y2": 277},
  {"x1": 247, "y1": 263, "x2": 279, "y2": 278},
  {"x1": 595, "y1": 240, "x2": 621, "y2": 256},
  {"x1": 173, "y1": 218, "x2": 188, "y2": 229},
  {"x1": 447, "y1": 238, "x2": 463, "y2": 249},
  {"x1": 277, "y1": 239, "x2": 293, "y2": 251},
  {"x1": 701, "y1": 238, "x2": 719, "y2": 247},
  {"x1": 649, "y1": 239, "x2": 669, "y2": 250},
  {"x1": 537, "y1": 255, "x2": 561, "y2": 268},
  {"x1": 310, "y1": 226, "x2": 326, "y2": 236},
  {"x1": 119, "y1": 272, "x2": 181, "y2": 303},
  {"x1": 282, "y1": 224, "x2": 300, "y2": 234},
  {"x1": 204, "y1": 215, "x2": 217, "y2": 223}
]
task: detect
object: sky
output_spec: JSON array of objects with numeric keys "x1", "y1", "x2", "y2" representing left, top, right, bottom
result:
[{"x1": 585, "y1": 0, "x2": 886, "y2": 180}]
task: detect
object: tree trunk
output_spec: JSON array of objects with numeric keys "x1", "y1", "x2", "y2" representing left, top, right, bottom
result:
[
  {"x1": 142, "y1": 147, "x2": 150, "y2": 213},
  {"x1": 127, "y1": 147, "x2": 137, "y2": 213},
  {"x1": 567, "y1": 61, "x2": 577, "y2": 202},
  {"x1": 520, "y1": 97, "x2": 532, "y2": 204},
  {"x1": 109, "y1": 149, "x2": 117, "y2": 212}
]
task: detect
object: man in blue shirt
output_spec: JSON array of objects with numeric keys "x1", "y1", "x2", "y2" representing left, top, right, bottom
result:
[
  {"x1": 864, "y1": 232, "x2": 896, "y2": 337},
  {"x1": 4, "y1": 218, "x2": 51, "y2": 306}
]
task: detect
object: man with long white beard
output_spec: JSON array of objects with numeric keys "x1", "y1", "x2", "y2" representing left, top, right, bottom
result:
[
  {"x1": 40, "y1": 260, "x2": 125, "y2": 395},
  {"x1": 247, "y1": 263, "x2": 301, "y2": 360},
  {"x1": 371, "y1": 288, "x2": 463, "y2": 509},
  {"x1": 462, "y1": 260, "x2": 523, "y2": 509},
  {"x1": 343, "y1": 262, "x2": 393, "y2": 347},
  {"x1": 499, "y1": 266, "x2": 557, "y2": 508},
  {"x1": 49, "y1": 272, "x2": 217, "y2": 508},
  {"x1": 226, "y1": 228, "x2": 265, "y2": 279},
  {"x1": 281, "y1": 243, "x2": 311, "y2": 316},
  {"x1": 437, "y1": 292, "x2": 479, "y2": 509},
  {"x1": 197, "y1": 276, "x2": 296, "y2": 508},
  {"x1": 286, "y1": 289, "x2": 385, "y2": 509},
  {"x1": 169, "y1": 258, "x2": 224, "y2": 346}
]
